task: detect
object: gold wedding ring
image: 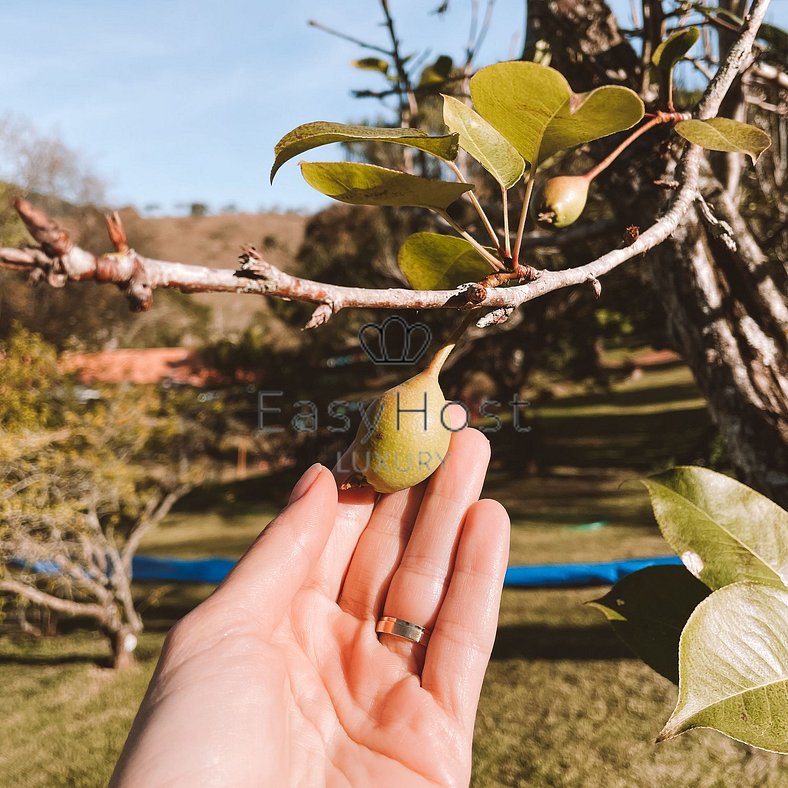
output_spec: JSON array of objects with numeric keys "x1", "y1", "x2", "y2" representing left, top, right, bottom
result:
[{"x1": 375, "y1": 616, "x2": 431, "y2": 647}]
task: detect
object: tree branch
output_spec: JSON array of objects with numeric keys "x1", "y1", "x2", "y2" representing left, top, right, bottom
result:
[
  {"x1": 306, "y1": 19, "x2": 392, "y2": 56},
  {"x1": 0, "y1": 0, "x2": 770, "y2": 326},
  {"x1": 120, "y1": 487, "x2": 188, "y2": 571},
  {"x1": 0, "y1": 578, "x2": 109, "y2": 622},
  {"x1": 750, "y1": 62, "x2": 788, "y2": 90},
  {"x1": 379, "y1": 0, "x2": 418, "y2": 121}
]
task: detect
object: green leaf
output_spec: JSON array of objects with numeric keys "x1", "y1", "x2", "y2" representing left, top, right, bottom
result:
[
  {"x1": 419, "y1": 55, "x2": 454, "y2": 86},
  {"x1": 470, "y1": 61, "x2": 643, "y2": 164},
  {"x1": 540, "y1": 87, "x2": 645, "y2": 162},
  {"x1": 299, "y1": 162, "x2": 473, "y2": 210},
  {"x1": 675, "y1": 118, "x2": 772, "y2": 164},
  {"x1": 398, "y1": 233, "x2": 493, "y2": 290},
  {"x1": 271, "y1": 122, "x2": 459, "y2": 181},
  {"x1": 659, "y1": 582, "x2": 788, "y2": 754},
  {"x1": 442, "y1": 95, "x2": 525, "y2": 188},
  {"x1": 642, "y1": 466, "x2": 788, "y2": 591},
  {"x1": 470, "y1": 61, "x2": 568, "y2": 164},
  {"x1": 652, "y1": 27, "x2": 700, "y2": 71},
  {"x1": 352, "y1": 57, "x2": 389, "y2": 74},
  {"x1": 589, "y1": 565, "x2": 710, "y2": 684}
]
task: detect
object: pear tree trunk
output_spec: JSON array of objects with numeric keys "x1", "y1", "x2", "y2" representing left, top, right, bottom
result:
[
  {"x1": 109, "y1": 624, "x2": 139, "y2": 670},
  {"x1": 528, "y1": 0, "x2": 788, "y2": 505}
]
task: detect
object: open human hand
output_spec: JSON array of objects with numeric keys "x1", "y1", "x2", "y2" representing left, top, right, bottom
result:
[{"x1": 111, "y1": 408, "x2": 510, "y2": 787}]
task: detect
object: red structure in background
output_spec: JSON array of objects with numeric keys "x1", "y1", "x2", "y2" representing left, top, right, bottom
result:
[{"x1": 61, "y1": 347, "x2": 241, "y2": 388}]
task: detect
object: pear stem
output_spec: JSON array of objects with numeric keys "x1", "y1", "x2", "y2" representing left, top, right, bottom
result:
[
  {"x1": 501, "y1": 185, "x2": 511, "y2": 258},
  {"x1": 426, "y1": 310, "x2": 477, "y2": 376},
  {"x1": 511, "y1": 167, "x2": 537, "y2": 267},
  {"x1": 582, "y1": 111, "x2": 686, "y2": 182},
  {"x1": 435, "y1": 210, "x2": 505, "y2": 271},
  {"x1": 446, "y1": 162, "x2": 502, "y2": 252}
]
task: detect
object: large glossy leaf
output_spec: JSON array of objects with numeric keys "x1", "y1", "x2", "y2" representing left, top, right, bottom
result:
[
  {"x1": 652, "y1": 27, "x2": 700, "y2": 71},
  {"x1": 271, "y1": 122, "x2": 459, "y2": 181},
  {"x1": 675, "y1": 118, "x2": 772, "y2": 164},
  {"x1": 540, "y1": 87, "x2": 644, "y2": 162},
  {"x1": 398, "y1": 233, "x2": 493, "y2": 290},
  {"x1": 589, "y1": 565, "x2": 710, "y2": 684},
  {"x1": 642, "y1": 466, "x2": 788, "y2": 591},
  {"x1": 659, "y1": 582, "x2": 788, "y2": 753},
  {"x1": 470, "y1": 61, "x2": 643, "y2": 164},
  {"x1": 442, "y1": 95, "x2": 525, "y2": 188},
  {"x1": 299, "y1": 162, "x2": 473, "y2": 210},
  {"x1": 470, "y1": 62, "x2": 568, "y2": 164}
]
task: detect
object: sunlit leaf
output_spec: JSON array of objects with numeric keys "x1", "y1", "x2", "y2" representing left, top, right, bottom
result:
[
  {"x1": 470, "y1": 61, "x2": 643, "y2": 164},
  {"x1": 398, "y1": 233, "x2": 493, "y2": 290},
  {"x1": 442, "y1": 95, "x2": 525, "y2": 188},
  {"x1": 659, "y1": 582, "x2": 788, "y2": 754},
  {"x1": 675, "y1": 118, "x2": 772, "y2": 164},
  {"x1": 299, "y1": 162, "x2": 473, "y2": 210},
  {"x1": 352, "y1": 57, "x2": 389, "y2": 74},
  {"x1": 642, "y1": 466, "x2": 788, "y2": 591},
  {"x1": 470, "y1": 61, "x2": 568, "y2": 164},
  {"x1": 540, "y1": 87, "x2": 645, "y2": 162},
  {"x1": 589, "y1": 565, "x2": 710, "y2": 684},
  {"x1": 271, "y1": 122, "x2": 459, "y2": 181},
  {"x1": 419, "y1": 54, "x2": 454, "y2": 86},
  {"x1": 652, "y1": 27, "x2": 700, "y2": 71}
]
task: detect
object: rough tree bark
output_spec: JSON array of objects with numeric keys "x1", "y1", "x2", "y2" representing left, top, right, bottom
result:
[{"x1": 530, "y1": 0, "x2": 788, "y2": 505}]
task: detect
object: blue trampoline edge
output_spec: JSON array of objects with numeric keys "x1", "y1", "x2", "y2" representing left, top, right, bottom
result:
[{"x1": 129, "y1": 554, "x2": 683, "y2": 588}]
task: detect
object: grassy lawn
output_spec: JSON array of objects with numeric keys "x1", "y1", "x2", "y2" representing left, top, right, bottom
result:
[{"x1": 2, "y1": 360, "x2": 786, "y2": 786}]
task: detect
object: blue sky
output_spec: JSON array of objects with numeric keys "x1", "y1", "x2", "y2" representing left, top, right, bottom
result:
[{"x1": 0, "y1": 1, "x2": 784, "y2": 214}]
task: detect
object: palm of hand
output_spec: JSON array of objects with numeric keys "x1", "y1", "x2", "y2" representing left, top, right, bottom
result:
[
  {"x1": 112, "y1": 421, "x2": 509, "y2": 787},
  {"x1": 277, "y1": 589, "x2": 465, "y2": 786}
]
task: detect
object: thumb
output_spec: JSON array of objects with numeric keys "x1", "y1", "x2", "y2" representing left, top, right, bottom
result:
[{"x1": 212, "y1": 464, "x2": 338, "y2": 634}]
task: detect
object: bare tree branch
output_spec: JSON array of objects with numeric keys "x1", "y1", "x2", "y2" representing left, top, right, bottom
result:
[
  {"x1": 306, "y1": 19, "x2": 392, "y2": 56},
  {"x1": 379, "y1": 0, "x2": 418, "y2": 122},
  {"x1": 750, "y1": 62, "x2": 788, "y2": 90},
  {"x1": 120, "y1": 487, "x2": 189, "y2": 571},
  {"x1": 0, "y1": 0, "x2": 771, "y2": 326},
  {"x1": 0, "y1": 578, "x2": 109, "y2": 622}
]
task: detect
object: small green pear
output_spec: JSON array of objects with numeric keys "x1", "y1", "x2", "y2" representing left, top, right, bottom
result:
[
  {"x1": 535, "y1": 175, "x2": 590, "y2": 229},
  {"x1": 351, "y1": 344, "x2": 455, "y2": 494}
]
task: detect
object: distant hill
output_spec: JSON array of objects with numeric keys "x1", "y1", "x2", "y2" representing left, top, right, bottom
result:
[
  {"x1": 1, "y1": 192, "x2": 309, "y2": 344},
  {"x1": 118, "y1": 208, "x2": 308, "y2": 333}
]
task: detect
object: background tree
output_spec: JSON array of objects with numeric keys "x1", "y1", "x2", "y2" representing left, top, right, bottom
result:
[
  {"x1": 513, "y1": 0, "x2": 787, "y2": 501},
  {"x1": 0, "y1": 326, "x2": 232, "y2": 667}
]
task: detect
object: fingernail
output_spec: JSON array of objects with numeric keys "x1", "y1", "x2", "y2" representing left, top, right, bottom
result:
[{"x1": 288, "y1": 463, "x2": 324, "y2": 504}]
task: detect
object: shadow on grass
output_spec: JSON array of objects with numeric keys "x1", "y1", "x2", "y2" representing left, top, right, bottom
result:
[
  {"x1": 490, "y1": 406, "x2": 716, "y2": 471},
  {"x1": 175, "y1": 467, "x2": 301, "y2": 516},
  {"x1": 540, "y1": 375, "x2": 701, "y2": 412},
  {"x1": 0, "y1": 650, "x2": 113, "y2": 668},
  {"x1": 492, "y1": 624, "x2": 632, "y2": 661},
  {"x1": 3, "y1": 622, "x2": 631, "y2": 668}
]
